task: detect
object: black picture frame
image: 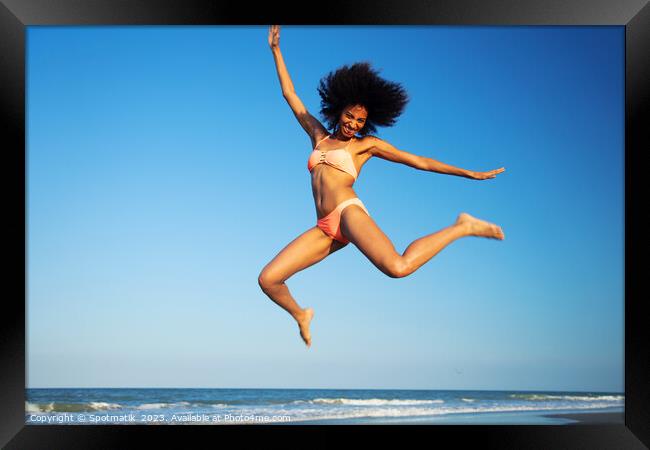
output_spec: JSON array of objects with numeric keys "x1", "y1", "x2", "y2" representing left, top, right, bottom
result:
[{"x1": 1, "y1": 0, "x2": 648, "y2": 448}]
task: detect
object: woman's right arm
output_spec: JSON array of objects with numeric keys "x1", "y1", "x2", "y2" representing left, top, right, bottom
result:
[{"x1": 269, "y1": 25, "x2": 327, "y2": 140}]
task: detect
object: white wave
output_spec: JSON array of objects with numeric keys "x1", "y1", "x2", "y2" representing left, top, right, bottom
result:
[
  {"x1": 136, "y1": 403, "x2": 169, "y2": 410},
  {"x1": 25, "y1": 402, "x2": 53, "y2": 413},
  {"x1": 509, "y1": 394, "x2": 624, "y2": 402},
  {"x1": 135, "y1": 401, "x2": 192, "y2": 410},
  {"x1": 25, "y1": 401, "x2": 121, "y2": 413},
  {"x1": 308, "y1": 398, "x2": 445, "y2": 406},
  {"x1": 461, "y1": 398, "x2": 475, "y2": 402},
  {"x1": 89, "y1": 402, "x2": 122, "y2": 410},
  {"x1": 560, "y1": 395, "x2": 624, "y2": 402},
  {"x1": 256, "y1": 402, "x2": 622, "y2": 423}
]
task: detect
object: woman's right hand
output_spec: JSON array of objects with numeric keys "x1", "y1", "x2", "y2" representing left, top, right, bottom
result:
[{"x1": 268, "y1": 25, "x2": 280, "y2": 50}]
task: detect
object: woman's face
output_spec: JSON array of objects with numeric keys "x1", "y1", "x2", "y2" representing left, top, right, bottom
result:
[{"x1": 338, "y1": 104, "x2": 368, "y2": 137}]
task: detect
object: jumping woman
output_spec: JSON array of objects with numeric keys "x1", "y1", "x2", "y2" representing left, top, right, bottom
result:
[{"x1": 259, "y1": 25, "x2": 505, "y2": 348}]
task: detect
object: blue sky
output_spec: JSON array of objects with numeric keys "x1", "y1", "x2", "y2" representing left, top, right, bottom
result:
[{"x1": 27, "y1": 26, "x2": 624, "y2": 392}]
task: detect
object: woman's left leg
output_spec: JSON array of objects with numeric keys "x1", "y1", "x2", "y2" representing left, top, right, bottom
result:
[{"x1": 340, "y1": 207, "x2": 504, "y2": 278}]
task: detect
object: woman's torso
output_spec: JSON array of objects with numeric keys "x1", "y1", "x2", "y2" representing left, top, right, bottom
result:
[{"x1": 308, "y1": 133, "x2": 372, "y2": 219}]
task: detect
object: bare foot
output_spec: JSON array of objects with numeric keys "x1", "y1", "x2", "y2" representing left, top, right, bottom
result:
[
  {"x1": 456, "y1": 212, "x2": 505, "y2": 240},
  {"x1": 296, "y1": 308, "x2": 314, "y2": 348}
]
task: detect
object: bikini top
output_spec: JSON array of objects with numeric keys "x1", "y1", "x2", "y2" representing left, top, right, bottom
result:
[{"x1": 307, "y1": 134, "x2": 358, "y2": 180}]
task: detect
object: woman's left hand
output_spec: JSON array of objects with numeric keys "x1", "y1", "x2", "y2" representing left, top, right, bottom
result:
[{"x1": 469, "y1": 167, "x2": 505, "y2": 180}]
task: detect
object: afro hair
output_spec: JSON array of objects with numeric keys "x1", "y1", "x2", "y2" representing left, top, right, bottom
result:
[{"x1": 317, "y1": 61, "x2": 409, "y2": 136}]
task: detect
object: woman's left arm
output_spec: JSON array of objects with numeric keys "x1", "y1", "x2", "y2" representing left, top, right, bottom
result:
[{"x1": 367, "y1": 136, "x2": 505, "y2": 180}]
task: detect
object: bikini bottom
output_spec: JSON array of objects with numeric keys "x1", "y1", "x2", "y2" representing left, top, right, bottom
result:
[{"x1": 316, "y1": 197, "x2": 369, "y2": 244}]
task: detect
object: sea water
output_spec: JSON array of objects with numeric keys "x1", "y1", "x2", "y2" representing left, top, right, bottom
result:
[{"x1": 25, "y1": 388, "x2": 624, "y2": 425}]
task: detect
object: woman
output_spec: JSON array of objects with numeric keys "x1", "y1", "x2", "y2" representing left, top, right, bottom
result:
[{"x1": 259, "y1": 25, "x2": 505, "y2": 348}]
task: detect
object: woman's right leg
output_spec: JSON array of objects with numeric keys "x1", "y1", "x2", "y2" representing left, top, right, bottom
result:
[{"x1": 258, "y1": 226, "x2": 347, "y2": 347}]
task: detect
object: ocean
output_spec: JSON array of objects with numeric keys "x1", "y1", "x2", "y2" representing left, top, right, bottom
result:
[{"x1": 25, "y1": 388, "x2": 624, "y2": 425}]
